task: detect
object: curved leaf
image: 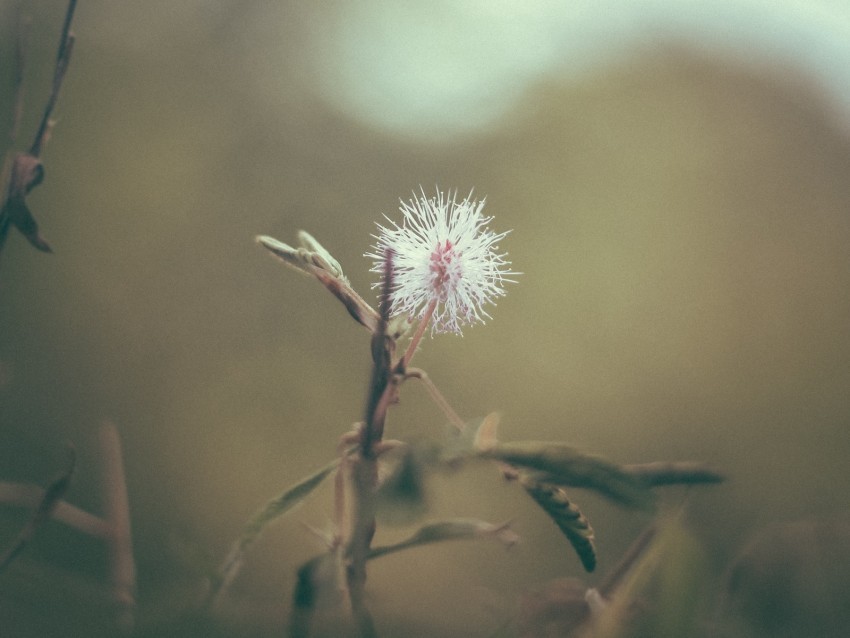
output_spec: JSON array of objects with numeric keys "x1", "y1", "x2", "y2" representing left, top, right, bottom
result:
[
  {"x1": 368, "y1": 518, "x2": 518, "y2": 561},
  {"x1": 480, "y1": 442, "x2": 655, "y2": 510},
  {"x1": 621, "y1": 462, "x2": 724, "y2": 487},
  {"x1": 207, "y1": 458, "x2": 339, "y2": 607},
  {"x1": 522, "y1": 477, "x2": 597, "y2": 572}
]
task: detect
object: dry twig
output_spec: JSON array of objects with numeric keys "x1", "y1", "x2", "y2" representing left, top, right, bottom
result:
[
  {"x1": 0, "y1": 0, "x2": 77, "y2": 259},
  {"x1": 0, "y1": 422, "x2": 136, "y2": 634},
  {"x1": 0, "y1": 444, "x2": 75, "y2": 573}
]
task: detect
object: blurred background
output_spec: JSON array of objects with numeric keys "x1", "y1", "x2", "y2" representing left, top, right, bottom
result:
[{"x1": 1, "y1": 0, "x2": 849, "y2": 636}]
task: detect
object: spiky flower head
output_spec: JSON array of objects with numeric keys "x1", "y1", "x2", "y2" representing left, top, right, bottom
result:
[{"x1": 367, "y1": 189, "x2": 515, "y2": 335}]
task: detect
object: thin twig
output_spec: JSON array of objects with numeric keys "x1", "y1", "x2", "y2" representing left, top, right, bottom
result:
[
  {"x1": 0, "y1": 444, "x2": 75, "y2": 573},
  {"x1": 0, "y1": 0, "x2": 78, "y2": 259},
  {"x1": 30, "y1": 0, "x2": 77, "y2": 158},
  {"x1": 0, "y1": 480, "x2": 111, "y2": 538},
  {"x1": 100, "y1": 422, "x2": 136, "y2": 633},
  {"x1": 0, "y1": 6, "x2": 29, "y2": 253},
  {"x1": 333, "y1": 454, "x2": 348, "y2": 546},
  {"x1": 598, "y1": 525, "x2": 657, "y2": 598},
  {"x1": 9, "y1": 11, "x2": 29, "y2": 146},
  {"x1": 403, "y1": 367, "x2": 465, "y2": 430},
  {"x1": 398, "y1": 299, "x2": 436, "y2": 372}
]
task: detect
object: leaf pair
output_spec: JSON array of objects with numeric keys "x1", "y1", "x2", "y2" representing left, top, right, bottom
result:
[
  {"x1": 207, "y1": 433, "x2": 724, "y2": 607},
  {"x1": 481, "y1": 442, "x2": 656, "y2": 511},
  {"x1": 207, "y1": 446, "x2": 518, "y2": 611},
  {"x1": 205, "y1": 457, "x2": 340, "y2": 608},
  {"x1": 257, "y1": 232, "x2": 380, "y2": 333},
  {"x1": 475, "y1": 440, "x2": 723, "y2": 574}
]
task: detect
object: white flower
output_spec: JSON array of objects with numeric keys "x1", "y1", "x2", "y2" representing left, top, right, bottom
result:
[{"x1": 367, "y1": 188, "x2": 515, "y2": 335}]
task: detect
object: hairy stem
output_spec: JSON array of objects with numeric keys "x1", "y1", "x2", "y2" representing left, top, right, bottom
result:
[{"x1": 345, "y1": 250, "x2": 395, "y2": 637}]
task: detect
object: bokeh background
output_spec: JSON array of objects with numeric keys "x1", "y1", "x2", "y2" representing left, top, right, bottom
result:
[{"x1": 1, "y1": 0, "x2": 849, "y2": 636}]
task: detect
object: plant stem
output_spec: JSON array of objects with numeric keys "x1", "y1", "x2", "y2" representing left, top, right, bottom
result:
[
  {"x1": 347, "y1": 459, "x2": 378, "y2": 638},
  {"x1": 100, "y1": 422, "x2": 136, "y2": 633},
  {"x1": 404, "y1": 367, "x2": 465, "y2": 430},
  {"x1": 400, "y1": 299, "x2": 437, "y2": 371},
  {"x1": 345, "y1": 250, "x2": 395, "y2": 637}
]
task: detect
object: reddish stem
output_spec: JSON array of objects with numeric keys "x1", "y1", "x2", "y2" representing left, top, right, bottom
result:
[{"x1": 400, "y1": 299, "x2": 437, "y2": 370}]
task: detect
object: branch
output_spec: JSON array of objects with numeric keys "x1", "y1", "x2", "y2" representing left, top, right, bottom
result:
[
  {"x1": 0, "y1": 0, "x2": 78, "y2": 259},
  {"x1": 257, "y1": 234, "x2": 380, "y2": 332},
  {"x1": 30, "y1": 0, "x2": 77, "y2": 158},
  {"x1": 0, "y1": 444, "x2": 75, "y2": 573},
  {"x1": 344, "y1": 249, "x2": 396, "y2": 638},
  {"x1": 0, "y1": 480, "x2": 110, "y2": 538},
  {"x1": 9, "y1": 11, "x2": 29, "y2": 146},
  {"x1": 0, "y1": 423, "x2": 135, "y2": 634},
  {"x1": 403, "y1": 367, "x2": 465, "y2": 430},
  {"x1": 100, "y1": 422, "x2": 136, "y2": 633}
]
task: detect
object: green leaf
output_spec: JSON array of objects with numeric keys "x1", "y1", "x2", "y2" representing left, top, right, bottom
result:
[
  {"x1": 297, "y1": 230, "x2": 346, "y2": 282},
  {"x1": 480, "y1": 442, "x2": 655, "y2": 510},
  {"x1": 367, "y1": 518, "x2": 518, "y2": 561},
  {"x1": 621, "y1": 462, "x2": 724, "y2": 487},
  {"x1": 522, "y1": 477, "x2": 597, "y2": 573},
  {"x1": 207, "y1": 458, "x2": 339, "y2": 607},
  {"x1": 256, "y1": 234, "x2": 312, "y2": 275}
]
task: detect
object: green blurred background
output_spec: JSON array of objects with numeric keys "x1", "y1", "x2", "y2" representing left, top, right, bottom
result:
[{"x1": 1, "y1": 1, "x2": 849, "y2": 636}]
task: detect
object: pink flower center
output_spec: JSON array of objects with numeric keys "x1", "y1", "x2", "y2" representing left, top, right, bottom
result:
[{"x1": 429, "y1": 239, "x2": 460, "y2": 298}]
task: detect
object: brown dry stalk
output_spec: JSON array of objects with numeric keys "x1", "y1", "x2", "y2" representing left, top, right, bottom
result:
[
  {"x1": 0, "y1": 445, "x2": 75, "y2": 573},
  {"x1": 100, "y1": 421, "x2": 137, "y2": 632},
  {"x1": 0, "y1": 0, "x2": 77, "y2": 259}
]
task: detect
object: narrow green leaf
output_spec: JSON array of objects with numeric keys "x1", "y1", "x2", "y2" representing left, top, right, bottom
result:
[
  {"x1": 207, "y1": 458, "x2": 339, "y2": 607},
  {"x1": 257, "y1": 233, "x2": 379, "y2": 331},
  {"x1": 297, "y1": 230, "x2": 347, "y2": 282},
  {"x1": 621, "y1": 461, "x2": 724, "y2": 487},
  {"x1": 522, "y1": 477, "x2": 597, "y2": 572},
  {"x1": 480, "y1": 442, "x2": 655, "y2": 510},
  {"x1": 367, "y1": 518, "x2": 518, "y2": 561},
  {"x1": 256, "y1": 235, "x2": 312, "y2": 276}
]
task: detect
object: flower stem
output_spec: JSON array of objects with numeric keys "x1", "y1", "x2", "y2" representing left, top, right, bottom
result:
[
  {"x1": 400, "y1": 299, "x2": 437, "y2": 370},
  {"x1": 405, "y1": 367, "x2": 465, "y2": 430}
]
